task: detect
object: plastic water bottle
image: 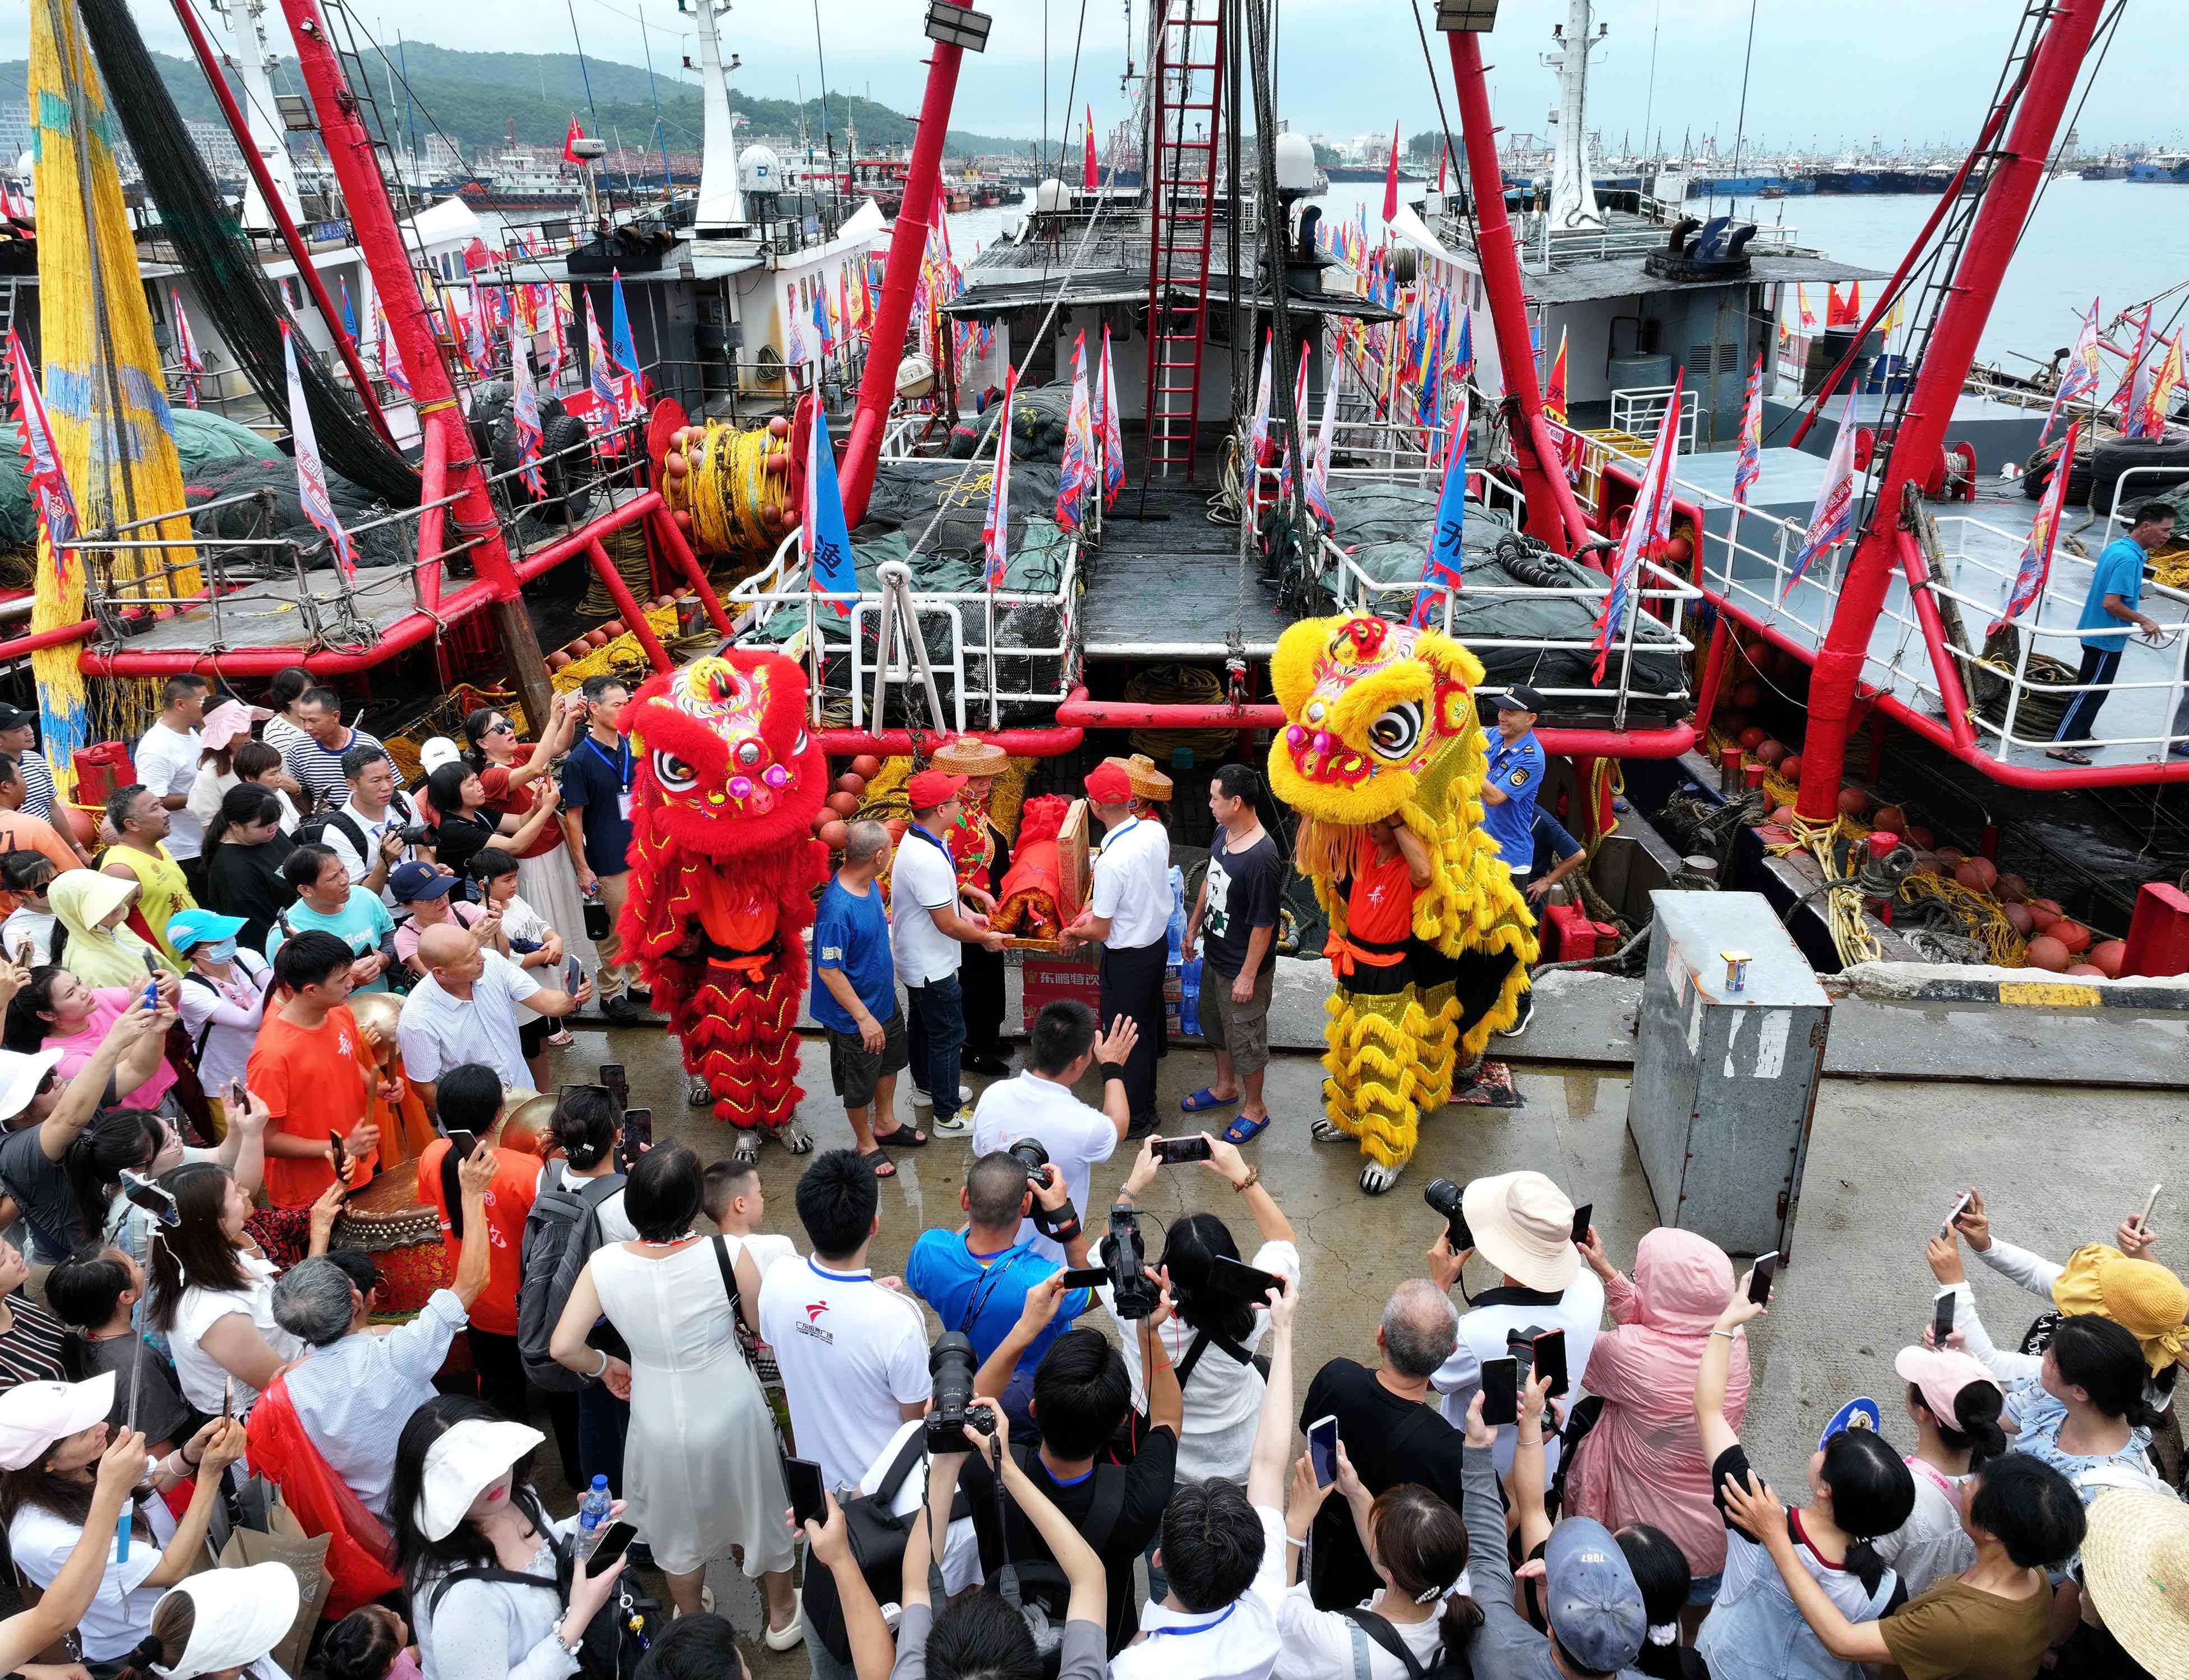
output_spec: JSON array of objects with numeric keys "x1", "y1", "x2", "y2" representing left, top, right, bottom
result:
[
  {"x1": 573, "y1": 1474, "x2": 612, "y2": 1559},
  {"x1": 1166, "y1": 866, "x2": 1187, "y2": 963},
  {"x1": 1180, "y1": 956, "x2": 1203, "y2": 1038}
]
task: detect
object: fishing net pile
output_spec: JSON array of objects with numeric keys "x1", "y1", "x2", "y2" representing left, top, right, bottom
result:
[
  {"x1": 1313, "y1": 484, "x2": 1689, "y2": 723},
  {"x1": 741, "y1": 459, "x2": 1073, "y2": 730},
  {"x1": 75, "y1": 0, "x2": 419, "y2": 509}
]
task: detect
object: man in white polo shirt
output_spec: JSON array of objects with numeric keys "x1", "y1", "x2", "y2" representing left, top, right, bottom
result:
[
  {"x1": 969, "y1": 999, "x2": 1137, "y2": 1264},
  {"x1": 395, "y1": 921, "x2": 590, "y2": 1114},
  {"x1": 890, "y1": 768, "x2": 1006, "y2": 1136},
  {"x1": 1059, "y1": 761, "x2": 1171, "y2": 1138},
  {"x1": 758, "y1": 1147, "x2": 932, "y2": 1493}
]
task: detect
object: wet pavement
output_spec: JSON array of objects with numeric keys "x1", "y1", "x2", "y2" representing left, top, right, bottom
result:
[{"x1": 527, "y1": 1009, "x2": 2185, "y2": 1674}]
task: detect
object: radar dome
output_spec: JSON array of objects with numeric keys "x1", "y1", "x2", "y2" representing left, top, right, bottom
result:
[
  {"x1": 1034, "y1": 177, "x2": 1070, "y2": 213},
  {"x1": 1272, "y1": 132, "x2": 1317, "y2": 193},
  {"x1": 737, "y1": 145, "x2": 782, "y2": 192}
]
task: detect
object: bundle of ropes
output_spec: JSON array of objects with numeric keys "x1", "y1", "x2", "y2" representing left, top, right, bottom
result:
[
  {"x1": 660, "y1": 416, "x2": 793, "y2": 564},
  {"x1": 1123, "y1": 664, "x2": 1231, "y2": 760},
  {"x1": 75, "y1": 0, "x2": 419, "y2": 509}
]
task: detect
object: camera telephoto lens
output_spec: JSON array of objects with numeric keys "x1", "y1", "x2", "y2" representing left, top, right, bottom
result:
[
  {"x1": 925, "y1": 1331, "x2": 991, "y2": 1452},
  {"x1": 1009, "y1": 1136, "x2": 1051, "y2": 1184}
]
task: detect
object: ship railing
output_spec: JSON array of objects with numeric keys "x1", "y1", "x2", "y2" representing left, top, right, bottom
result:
[
  {"x1": 2098, "y1": 461, "x2": 2189, "y2": 548},
  {"x1": 1608, "y1": 386, "x2": 1701, "y2": 452},
  {"x1": 1514, "y1": 214, "x2": 1804, "y2": 272},
  {"x1": 1692, "y1": 487, "x2": 2189, "y2": 761},
  {"x1": 70, "y1": 406, "x2": 656, "y2": 651},
  {"x1": 722, "y1": 524, "x2": 1083, "y2": 732},
  {"x1": 1319, "y1": 521, "x2": 1701, "y2": 716}
]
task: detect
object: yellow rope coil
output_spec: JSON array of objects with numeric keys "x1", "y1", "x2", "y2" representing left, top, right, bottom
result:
[{"x1": 661, "y1": 420, "x2": 793, "y2": 563}]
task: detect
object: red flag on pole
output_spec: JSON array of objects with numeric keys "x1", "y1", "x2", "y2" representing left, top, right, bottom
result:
[
  {"x1": 1382, "y1": 124, "x2": 1401, "y2": 223},
  {"x1": 1437, "y1": 145, "x2": 1448, "y2": 195},
  {"x1": 562, "y1": 116, "x2": 584, "y2": 164},
  {"x1": 1083, "y1": 106, "x2": 1097, "y2": 192}
]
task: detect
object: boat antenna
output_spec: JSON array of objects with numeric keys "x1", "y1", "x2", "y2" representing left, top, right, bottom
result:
[
  {"x1": 565, "y1": 0, "x2": 603, "y2": 143},
  {"x1": 1721, "y1": 0, "x2": 1759, "y2": 221},
  {"x1": 637, "y1": 8, "x2": 674, "y2": 197}
]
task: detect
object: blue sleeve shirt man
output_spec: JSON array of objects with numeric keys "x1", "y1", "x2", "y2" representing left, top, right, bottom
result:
[
  {"x1": 558, "y1": 733, "x2": 634, "y2": 878},
  {"x1": 809, "y1": 876, "x2": 895, "y2": 1034},
  {"x1": 1531, "y1": 807, "x2": 1583, "y2": 879},
  {"x1": 2076, "y1": 537, "x2": 2148, "y2": 651},
  {"x1": 904, "y1": 1232, "x2": 1089, "y2": 1377},
  {"x1": 1482, "y1": 729, "x2": 1546, "y2": 874}
]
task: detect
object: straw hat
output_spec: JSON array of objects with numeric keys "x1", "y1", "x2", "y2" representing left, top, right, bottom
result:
[
  {"x1": 930, "y1": 735, "x2": 1010, "y2": 779},
  {"x1": 1102, "y1": 753, "x2": 1174, "y2": 802},
  {"x1": 2049, "y1": 1243, "x2": 2189, "y2": 1376},
  {"x1": 2080, "y1": 1487, "x2": 2189, "y2": 1680}
]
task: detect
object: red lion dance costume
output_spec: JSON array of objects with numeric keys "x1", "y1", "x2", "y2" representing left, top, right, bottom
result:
[{"x1": 618, "y1": 652, "x2": 829, "y2": 1160}]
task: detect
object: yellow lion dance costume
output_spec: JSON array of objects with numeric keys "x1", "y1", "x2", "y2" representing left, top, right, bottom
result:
[{"x1": 1269, "y1": 615, "x2": 1537, "y2": 1193}]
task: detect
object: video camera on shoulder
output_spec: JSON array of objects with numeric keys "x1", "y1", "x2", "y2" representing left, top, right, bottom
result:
[
  {"x1": 924, "y1": 1331, "x2": 996, "y2": 1454},
  {"x1": 1100, "y1": 1204, "x2": 1160, "y2": 1320}
]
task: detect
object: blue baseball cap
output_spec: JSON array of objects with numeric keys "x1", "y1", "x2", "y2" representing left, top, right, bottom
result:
[
  {"x1": 1544, "y1": 1517, "x2": 1647, "y2": 1672},
  {"x1": 390, "y1": 862, "x2": 459, "y2": 903},
  {"x1": 165, "y1": 909, "x2": 247, "y2": 953}
]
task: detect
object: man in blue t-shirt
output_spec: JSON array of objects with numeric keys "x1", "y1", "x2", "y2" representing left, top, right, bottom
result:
[
  {"x1": 1483, "y1": 687, "x2": 1548, "y2": 1036},
  {"x1": 2050, "y1": 502, "x2": 2174, "y2": 763},
  {"x1": 558, "y1": 677, "x2": 645, "y2": 1024},
  {"x1": 811, "y1": 819, "x2": 924, "y2": 1168},
  {"x1": 906, "y1": 1149, "x2": 1094, "y2": 1424}
]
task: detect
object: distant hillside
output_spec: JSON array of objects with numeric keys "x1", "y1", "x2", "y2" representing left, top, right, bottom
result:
[{"x1": 0, "y1": 44, "x2": 1028, "y2": 161}]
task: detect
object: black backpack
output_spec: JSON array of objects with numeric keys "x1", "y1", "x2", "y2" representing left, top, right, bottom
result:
[
  {"x1": 516, "y1": 1172, "x2": 626, "y2": 1391},
  {"x1": 1341, "y1": 1607, "x2": 1460, "y2": 1677},
  {"x1": 800, "y1": 1429, "x2": 974, "y2": 1662},
  {"x1": 294, "y1": 793, "x2": 413, "y2": 860}
]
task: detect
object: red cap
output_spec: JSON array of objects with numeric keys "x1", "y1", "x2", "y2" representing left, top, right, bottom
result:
[
  {"x1": 907, "y1": 770, "x2": 967, "y2": 812},
  {"x1": 1084, "y1": 763, "x2": 1132, "y2": 803}
]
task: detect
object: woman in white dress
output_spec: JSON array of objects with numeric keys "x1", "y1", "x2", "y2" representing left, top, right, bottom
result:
[{"x1": 549, "y1": 1141, "x2": 800, "y2": 1644}]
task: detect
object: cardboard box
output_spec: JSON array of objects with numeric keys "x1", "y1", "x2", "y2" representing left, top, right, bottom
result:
[{"x1": 1021, "y1": 950, "x2": 1193, "y2": 1039}]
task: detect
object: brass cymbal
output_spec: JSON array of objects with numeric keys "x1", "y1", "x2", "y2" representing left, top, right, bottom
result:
[
  {"x1": 500, "y1": 1086, "x2": 558, "y2": 1153},
  {"x1": 345, "y1": 990, "x2": 404, "y2": 1050}
]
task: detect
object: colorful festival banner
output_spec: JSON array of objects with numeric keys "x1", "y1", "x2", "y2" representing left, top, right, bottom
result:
[
  {"x1": 1592, "y1": 371, "x2": 1684, "y2": 681},
  {"x1": 1992, "y1": 420, "x2": 2079, "y2": 637},
  {"x1": 281, "y1": 322, "x2": 357, "y2": 583}
]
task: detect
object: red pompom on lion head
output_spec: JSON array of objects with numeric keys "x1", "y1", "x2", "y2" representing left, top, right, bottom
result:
[{"x1": 623, "y1": 651, "x2": 827, "y2": 859}]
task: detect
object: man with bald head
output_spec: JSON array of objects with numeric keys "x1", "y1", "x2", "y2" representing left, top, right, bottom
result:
[
  {"x1": 812, "y1": 818, "x2": 923, "y2": 1172},
  {"x1": 396, "y1": 917, "x2": 591, "y2": 1112},
  {"x1": 1298, "y1": 1276, "x2": 1473, "y2": 1610}
]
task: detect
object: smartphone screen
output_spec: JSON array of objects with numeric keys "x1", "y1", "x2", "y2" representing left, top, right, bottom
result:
[
  {"x1": 444, "y1": 1129, "x2": 479, "y2": 1164},
  {"x1": 1748, "y1": 1252, "x2": 1780, "y2": 1306},
  {"x1": 1307, "y1": 1415, "x2": 1340, "y2": 1488},
  {"x1": 582, "y1": 1519, "x2": 638, "y2": 1578},
  {"x1": 1933, "y1": 1290, "x2": 1957, "y2": 1345},
  {"x1": 2141, "y1": 1183, "x2": 2163, "y2": 1230},
  {"x1": 1481, "y1": 1356, "x2": 1519, "y2": 1427},
  {"x1": 620, "y1": 1108, "x2": 654, "y2": 1170},
  {"x1": 1153, "y1": 1136, "x2": 1213, "y2": 1165},
  {"x1": 120, "y1": 1171, "x2": 179, "y2": 1227},
  {"x1": 783, "y1": 1456, "x2": 827, "y2": 1529},
  {"x1": 1940, "y1": 1191, "x2": 1973, "y2": 1239},
  {"x1": 1569, "y1": 1202, "x2": 1594, "y2": 1247},
  {"x1": 1058, "y1": 1267, "x2": 1110, "y2": 1289},
  {"x1": 1534, "y1": 1329, "x2": 1570, "y2": 1397},
  {"x1": 1211, "y1": 1252, "x2": 1282, "y2": 1304},
  {"x1": 327, "y1": 1130, "x2": 349, "y2": 1181},
  {"x1": 599, "y1": 1063, "x2": 628, "y2": 1101}
]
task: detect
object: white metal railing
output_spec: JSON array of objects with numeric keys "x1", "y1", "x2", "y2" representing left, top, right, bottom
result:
[
  {"x1": 1684, "y1": 463, "x2": 2189, "y2": 760},
  {"x1": 1513, "y1": 212, "x2": 1805, "y2": 273},
  {"x1": 2098, "y1": 461, "x2": 2188, "y2": 548},
  {"x1": 1609, "y1": 385, "x2": 1701, "y2": 452},
  {"x1": 724, "y1": 525, "x2": 1083, "y2": 732}
]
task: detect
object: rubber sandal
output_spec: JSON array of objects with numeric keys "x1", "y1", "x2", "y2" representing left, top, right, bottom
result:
[
  {"x1": 872, "y1": 1123, "x2": 930, "y2": 1148},
  {"x1": 2047, "y1": 747, "x2": 2094, "y2": 765},
  {"x1": 1181, "y1": 1086, "x2": 1239, "y2": 1113},
  {"x1": 859, "y1": 1149, "x2": 898, "y2": 1178},
  {"x1": 1221, "y1": 1113, "x2": 1272, "y2": 1145}
]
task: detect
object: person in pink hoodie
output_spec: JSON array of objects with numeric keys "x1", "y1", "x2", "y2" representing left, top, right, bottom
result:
[{"x1": 1564, "y1": 1225, "x2": 1749, "y2": 1625}]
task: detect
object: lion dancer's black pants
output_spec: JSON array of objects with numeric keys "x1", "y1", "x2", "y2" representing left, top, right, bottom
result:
[{"x1": 1097, "y1": 938, "x2": 1168, "y2": 1134}]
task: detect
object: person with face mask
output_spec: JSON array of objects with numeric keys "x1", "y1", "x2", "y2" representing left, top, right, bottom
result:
[{"x1": 168, "y1": 909, "x2": 273, "y2": 1127}]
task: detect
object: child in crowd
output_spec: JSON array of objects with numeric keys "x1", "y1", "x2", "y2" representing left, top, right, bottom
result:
[{"x1": 321, "y1": 1603, "x2": 423, "y2": 1680}]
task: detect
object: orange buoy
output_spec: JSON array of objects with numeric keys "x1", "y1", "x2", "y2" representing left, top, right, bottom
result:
[
  {"x1": 547, "y1": 650, "x2": 572, "y2": 671},
  {"x1": 2001, "y1": 903, "x2": 2035, "y2": 936},
  {"x1": 1733, "y1": 681, "x2": 1762, "y2": 708},
  {"x1": 1756, "y1": 741, "x2": 1788, "y2": 768},
  {"x1": 1780, "y1": 753, "x2": 1802, "y2": 783},
  {"x1": 1993, "y1": 873, "x2": 2029, "y2": 903},
  {"x1": 827, "y1": 790, "x2": 860, "y2": 817},
  {"x1": 2052, "y1": 919, "x2": 2091, "y2": 954},
  {"x1": 818, "y1": 818, "x2": 851, "y2": 850},
  {"x1": 1738, "y1": 725, "x2": 1767, "y2": 749},
  {"x1": 2067, "y1": 964, "x2": 2105, "y2": 978},
  {"x1": 1904, "y1": 823, "x2": 1933, "y2": 850},
  {"x1": 1873, "y1": 805, "x2": 1906, "y2": 835},
  {"x1": 1837, "y1": 788, "x2": 1871, "y2": 819},
  {"x1": 836, "y1": 772, "x2": 867, "y2": 797},
  {"x1": 2025, "y1": 935, "x2": 2070, "y2": 971},
  {"x1": 1955, "y1": 857, "x2": 1998, "y2": 892},
  {"x1": 2090, "y1": 939, "x2": 2127, "y2": 978},
  {"x1": 851, "y1": 754, "x2": 883, "y2": 779}
]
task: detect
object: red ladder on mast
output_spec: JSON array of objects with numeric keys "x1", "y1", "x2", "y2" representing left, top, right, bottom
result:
[{"x1": 1140, "y1": 0, "x2": 1223, "y2": 483}]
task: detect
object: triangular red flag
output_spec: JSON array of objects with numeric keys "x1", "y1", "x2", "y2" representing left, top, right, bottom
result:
[
  {"x1": 1083, "y1": 106, "x2": 1098, "y2": 192},
  {"x1": 1382, "y1": 123, "x2": 1400, "y2": 223},
  {"x1": 562, "y1": 116, "x2": 584, "y2": 165}
]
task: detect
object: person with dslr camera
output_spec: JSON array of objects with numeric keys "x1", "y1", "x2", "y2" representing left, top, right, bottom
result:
[
  {"x1": 907, "y1": 1152, "x2": 1098, "y2": 1427},
  {"x1": 960, "y1": 1260, "x2": 1184, "y2": 1655},
  {"x1": 971, "y1": 1001, "x2": 1139, "y2": 1264}
]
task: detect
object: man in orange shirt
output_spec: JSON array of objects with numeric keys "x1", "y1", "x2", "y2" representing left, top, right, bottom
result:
[
  {"x1": 413, "y1": 1061, "x2": 541, "y2": 1423},
  {"x1": 0, "y1": 755, "x2": 87, "y2": 874},
  {"x1": 247, "y1": 929, "x2": 390, "y2": 1210}
]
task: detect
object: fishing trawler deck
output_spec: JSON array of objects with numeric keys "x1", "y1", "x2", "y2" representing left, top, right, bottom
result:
[{"x1": 1083, "y1": 476, "x2": 1294, "y2": 658}]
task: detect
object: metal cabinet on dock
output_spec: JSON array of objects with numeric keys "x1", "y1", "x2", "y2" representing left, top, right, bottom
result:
[{"x1": 1628, "y1": 891, "x2": 1830, "y2": 1259}]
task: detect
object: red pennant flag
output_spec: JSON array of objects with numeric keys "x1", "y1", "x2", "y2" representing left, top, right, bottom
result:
[
  {"x1": 1083, "y1": 106, "x2": 1097, "y2": 192},
  {"x1": 1438, "y1": 145, "x2": 1449, "y2": 195},
  {"x1": 562, "y1": 116, "x2": 584, "y2": 165},
  {"x1": 1382, "y1": 123, "x2": 1401, "y2": 223}
]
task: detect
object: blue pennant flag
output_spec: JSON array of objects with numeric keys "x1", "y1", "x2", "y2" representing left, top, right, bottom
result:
[
  {"x1": 338, "y1": 277, "x2": 359, "y2": 346},
  {"x1": 609, "y1": 270, "x2": 643, "y2": 386},
  {"x1": 803, "y1": 405, "x2": 858, "y2": 616},
  {"x1": 1411, "y1": 390, "x2": 1470, "y2": 628}
]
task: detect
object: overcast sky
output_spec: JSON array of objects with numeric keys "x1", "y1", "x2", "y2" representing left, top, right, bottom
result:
[{"x1": 2, "y1": 0, "x2": 2179, "y2": 156}]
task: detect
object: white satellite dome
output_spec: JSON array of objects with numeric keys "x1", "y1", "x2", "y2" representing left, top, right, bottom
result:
[
  {"x1": 1034, "y1": 177, "x2": 1070, "y2": 213},
  {"x1": 1272, "y1": 132, "x2": 1317, "y2": 194},
  {"x1": 737, "y1": 144, "x2": 782, "y2": 193}
]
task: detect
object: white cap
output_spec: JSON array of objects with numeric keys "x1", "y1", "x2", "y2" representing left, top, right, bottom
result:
[
  {"x1": 0, "y1": 1047, "x2": 62, "y2": 1123},
  {"x1": 418, "y1": 737, "x2": 463, "y2": 774},
  {"x1": 148, "y1": 1561, "x2": 301, "y2": 1678},
  {"x1": 0, "y1": 1371, "x2": 113, "y2": 1470},
  {"x1": 412, "y1": 1417, "x2": 545, "y2": 1541}
]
